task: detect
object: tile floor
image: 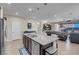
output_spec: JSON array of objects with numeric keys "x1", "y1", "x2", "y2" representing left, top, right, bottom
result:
[
  {"x1": 58, "y1": 40, "x2": 79, "y2": 55},
  {"x1": 4, "y1": 39, "x2": 79, "y2": 55},
  {"x1": 4, "y1": 39, "x2": 23, "y2": 55}
]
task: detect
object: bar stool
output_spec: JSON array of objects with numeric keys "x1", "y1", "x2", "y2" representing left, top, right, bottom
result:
[
  {"x1": 45, "y1": 40, "x2": 58, "y2": 55},
  {"x1": 42, "y1": 32, "x2": 58, "y2": 55}
]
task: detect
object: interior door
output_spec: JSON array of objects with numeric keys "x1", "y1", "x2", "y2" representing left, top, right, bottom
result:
[{"x1": 12, "y1": 20, "x2": 22, "y2": 40}]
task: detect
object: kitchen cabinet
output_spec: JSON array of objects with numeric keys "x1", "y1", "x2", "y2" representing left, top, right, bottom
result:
[
  {"x1": 23, "y1": 35, "x2": 32, "y2": 54},
  {"x1": 23, "y1": 35, "x2": 40, "y2": 54},
  {"x1": 23, "y1": 35, "x2": 54, "y2": 55},
  {"x1": 23, "y1": 33, "x2": 58, "y2": 55}
]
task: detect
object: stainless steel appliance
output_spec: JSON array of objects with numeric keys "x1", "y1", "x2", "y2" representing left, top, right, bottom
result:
[
  {"x1": 0, "y1": 6, "x2": 4, "y2": 55},
  {"x1": 0, "y1": 18, "x2": 4, "y2": 55}
]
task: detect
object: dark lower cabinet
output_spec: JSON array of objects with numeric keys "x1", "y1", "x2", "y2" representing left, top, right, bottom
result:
[
  {"x1": 23, "y1": 35, "x2": 54, "y2": 55},
  {"x1": 23, "y1": 35, "x2": 32, "y2": 54}
]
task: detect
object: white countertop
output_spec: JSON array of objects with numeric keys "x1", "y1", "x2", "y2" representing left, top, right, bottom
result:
[{"x1": 24, "y1": 33, "x2": 59, "y2": 46}]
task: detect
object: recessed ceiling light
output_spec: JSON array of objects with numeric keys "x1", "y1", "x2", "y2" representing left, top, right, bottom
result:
[
  {"x1": 54, "y1": 14, "x2": 57, "y2": 17},
  {"x1": 16, "y1": 12, "x2": 19, "y2": 15},
  {"x1": 43, "y1": 21, "x2": 47, "y2": 23},
  {"x1": 28, "y1": 8, "x2": 32, "y2": 11}
]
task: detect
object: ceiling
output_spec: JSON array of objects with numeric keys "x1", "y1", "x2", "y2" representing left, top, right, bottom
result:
[{"x1": 0, "y1": 3, "x2": 79, "y2": 19}]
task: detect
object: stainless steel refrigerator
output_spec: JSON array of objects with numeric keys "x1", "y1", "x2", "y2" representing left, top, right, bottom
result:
[
  {"x1": 0, "y1": 18, "x2": 4, "y2": 55},
  {"x1": 0, "y1": 6, "x2": 4, "y2": 55}
]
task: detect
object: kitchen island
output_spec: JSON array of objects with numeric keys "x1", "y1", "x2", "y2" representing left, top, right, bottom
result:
[{"x1": 23, "y1": 33, "x2": 59, "y2": 55}]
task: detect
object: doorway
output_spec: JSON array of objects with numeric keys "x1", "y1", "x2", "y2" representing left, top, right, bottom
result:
[{"x1": 12, "y1": 19, "x2": 22, "y2": 40}]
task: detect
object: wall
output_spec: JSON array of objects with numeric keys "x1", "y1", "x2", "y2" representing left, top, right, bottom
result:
[
  {"x1": 6, "y1": 16, "x2": 41, "y2": 41},
  {"x1": 6, "y1": 16, "x2": 27, "y2": 41},
  {"x1": 6, "y1": 16, "x2": 62, "y2": 41},
  {"x1": 6, "y1": 16, "x2": 12, "y2": 41},
  {"x1": 24, "y1": 20, "x2": 40, "y2": 31}
]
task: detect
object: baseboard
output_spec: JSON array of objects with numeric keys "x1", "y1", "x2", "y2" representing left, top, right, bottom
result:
[
  {"x1": 5, "y1": 39, "x2": 12, "y2": 42},
  {"x1": 5, "y1": 39, "x2": 22, "y2": 42}
]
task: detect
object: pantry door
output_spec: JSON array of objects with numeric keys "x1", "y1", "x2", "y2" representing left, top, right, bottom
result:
[{"x1": 12, "y1": 20, "x2": 22, "y2": 40}]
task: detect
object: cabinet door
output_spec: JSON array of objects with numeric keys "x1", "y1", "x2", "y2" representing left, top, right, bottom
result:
[
  {"x1": 23, "y1": 36, "x2": 32, "y2": 54},
  {"x1": 32, "y1": 41, "x2": 40, "y2": 55},
  {"x1": 28, "y1": 38, "x2": 32, "y2": 54},
  {"x1": 23, "y1": 35, "x2": 28, "y2": 48}
]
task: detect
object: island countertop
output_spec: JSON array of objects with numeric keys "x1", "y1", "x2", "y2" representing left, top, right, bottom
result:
[{"x1": 24, "y1": 33, "x2": 59, "y2": 46}]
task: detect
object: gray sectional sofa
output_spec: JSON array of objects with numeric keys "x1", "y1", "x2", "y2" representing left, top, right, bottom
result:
[
  {"x1": 46, "y1": 31, "x2": 68, "y2": 41},
  {"x1": 69, "y1": 33, "x2": 79, "y2": 44}
]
